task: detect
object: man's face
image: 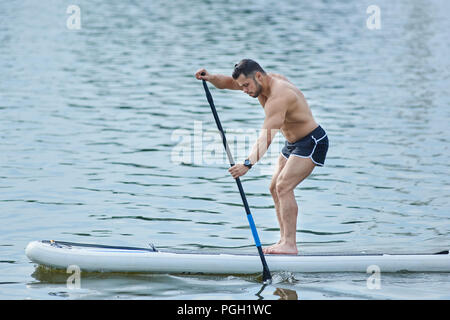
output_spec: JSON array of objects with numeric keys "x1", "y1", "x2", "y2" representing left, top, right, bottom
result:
[{"x1": 236, "y1": 73, "x2": 262, "y2": 98}]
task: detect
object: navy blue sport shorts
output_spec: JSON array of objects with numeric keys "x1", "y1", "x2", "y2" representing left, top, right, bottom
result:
[{"x1": 281, "y1": 125, "x2": 329, "y2": 166}]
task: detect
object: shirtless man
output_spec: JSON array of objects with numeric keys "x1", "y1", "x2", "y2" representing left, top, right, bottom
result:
[{"x1": 195, "y1": 59, "x2": 329, "y2": 254}]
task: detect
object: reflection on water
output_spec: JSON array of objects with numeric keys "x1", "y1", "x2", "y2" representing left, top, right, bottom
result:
[
  {"x1": 30, "y1": 266, "x2": 301, "y2": 300},
  {"x1": 273, "y1": 288, "x2": 299, "y2": 300}
]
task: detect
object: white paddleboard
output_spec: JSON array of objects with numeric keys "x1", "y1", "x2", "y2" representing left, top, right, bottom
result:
[{"x1": 25, "y1": 240, "x2": 450, "y2": 274}]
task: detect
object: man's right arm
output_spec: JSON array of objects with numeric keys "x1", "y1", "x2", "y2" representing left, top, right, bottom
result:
[{"x1": 195, "y1": 69, "x2": 242, "y2": 90}]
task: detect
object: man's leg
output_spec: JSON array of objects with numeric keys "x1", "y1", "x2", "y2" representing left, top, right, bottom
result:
[
  {"x1": 265, "y1": 156, "x2": 316, "y2": 254},
  {"x1": 263, "y1": 154, "x2": 288, "y2": 253}
]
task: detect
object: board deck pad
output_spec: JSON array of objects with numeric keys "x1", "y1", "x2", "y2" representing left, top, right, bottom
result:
[{"x1": 41, "y1": 240, "x2": 448, "y2": 256}]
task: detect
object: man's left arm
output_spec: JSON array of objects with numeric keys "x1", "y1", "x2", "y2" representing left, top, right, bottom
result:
[{"x1": 228, "y1": 97, "x2": 288, "y2": 179}]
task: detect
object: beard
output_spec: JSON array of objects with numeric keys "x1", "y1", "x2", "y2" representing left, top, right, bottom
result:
[{"x1": 250, "y1": 78, "x2": 262, "y2": 98}]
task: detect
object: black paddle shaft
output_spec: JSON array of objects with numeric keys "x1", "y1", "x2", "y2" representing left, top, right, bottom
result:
[{"x1": 201, "y1": 75, "x2": 272, "y2": 283}]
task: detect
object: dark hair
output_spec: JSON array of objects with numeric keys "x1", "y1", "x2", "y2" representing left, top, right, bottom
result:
[{"x1": 232, "y1": 59, "x2": 266, "y2": 80}]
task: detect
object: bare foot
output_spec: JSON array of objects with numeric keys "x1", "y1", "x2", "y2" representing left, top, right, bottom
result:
[
  {"x1": 262, "y1": 241, "x2": 281, "y2": 254},
  {"x1": 263, "y1": 242, "x2": 298, "y2": 255}
]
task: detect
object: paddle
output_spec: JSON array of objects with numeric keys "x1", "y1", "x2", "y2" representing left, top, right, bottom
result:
[{"x1": 200, "y1": 73, "x2": 272, "y2": 284}]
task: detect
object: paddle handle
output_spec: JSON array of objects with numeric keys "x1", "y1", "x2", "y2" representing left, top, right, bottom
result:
[{"x1": 201, "y1": 75, "x2": 272, "y2": 283}]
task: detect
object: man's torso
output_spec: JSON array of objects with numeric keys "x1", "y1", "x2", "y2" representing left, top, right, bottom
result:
[{"x1": 258, "y1": 73, "x2": 318, "y2": 143}]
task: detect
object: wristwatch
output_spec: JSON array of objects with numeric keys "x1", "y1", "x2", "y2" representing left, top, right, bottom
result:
[{"x1": 243, "y1": 159, "x2": 253, "y2": 169}]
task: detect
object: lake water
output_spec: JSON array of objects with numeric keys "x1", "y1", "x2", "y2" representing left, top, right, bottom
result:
[{"x1": 1, "y1": 0, "x2": 449, "y2": 300}]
